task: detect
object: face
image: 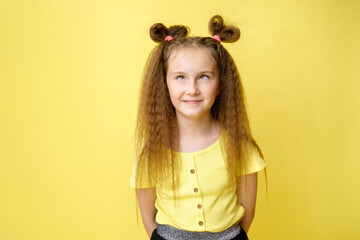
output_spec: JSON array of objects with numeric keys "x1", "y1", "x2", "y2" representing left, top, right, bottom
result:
[{"x1": 166, "y1": 47, "x2": 220, "y2": 121}]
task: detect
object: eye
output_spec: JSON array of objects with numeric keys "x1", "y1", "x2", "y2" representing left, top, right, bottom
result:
[
  {"x1": 200, "y1": 75, "x2": 209, "y2": 80},
  {"x1": 176, "y1": 75, "x2": 185, "y2": 80}
]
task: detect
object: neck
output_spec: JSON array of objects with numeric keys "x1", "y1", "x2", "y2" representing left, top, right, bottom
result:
[{"x1": 176, "y1": 113, "x2": 219, "y2": 138}]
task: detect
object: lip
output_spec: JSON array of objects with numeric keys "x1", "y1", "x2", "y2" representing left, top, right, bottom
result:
[{"x1": 183, "y1": 100, "x2": 202, "y2": 104}]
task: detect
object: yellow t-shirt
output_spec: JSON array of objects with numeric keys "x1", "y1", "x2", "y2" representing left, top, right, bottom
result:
[{"x1": 130, "y1": 134, "x2": 266, "y2": 232}]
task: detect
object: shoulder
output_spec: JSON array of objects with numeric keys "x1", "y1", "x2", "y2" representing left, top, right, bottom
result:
[
  {"x1": 240, "y1": 144, "x2": 266, "y2": 176},
  {"x1": 130, "y1": 152, "x2": 157, "y2": 189}
]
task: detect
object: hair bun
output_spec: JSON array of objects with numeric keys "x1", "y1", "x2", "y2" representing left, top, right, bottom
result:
[
  {"x1": 150, "y1": 23, "x2": 189, "y2": 43},
  {"x1": 150, "y1": 23, "x2": 169, "y2": 43},
  {"x1": 208, "y1": 15, "x2": 240, "y2": 43}
]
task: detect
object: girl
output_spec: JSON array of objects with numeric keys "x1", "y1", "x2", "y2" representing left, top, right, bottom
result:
[{"x1": 130, "y1": 15, "x2": 266, "y2": 240}]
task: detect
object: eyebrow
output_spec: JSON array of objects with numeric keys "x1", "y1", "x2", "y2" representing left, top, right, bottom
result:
[{"x1": 169, "y1": 71, "x2": 216, "y2": 75}]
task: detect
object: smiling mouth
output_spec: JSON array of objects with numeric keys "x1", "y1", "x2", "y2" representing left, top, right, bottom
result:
[{"x1": 183, "y1": 100, "x2": 202, "y2": 104}]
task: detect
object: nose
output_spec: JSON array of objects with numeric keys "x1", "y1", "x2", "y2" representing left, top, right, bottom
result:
[{"x1": 186, "y1": 79, "x2": 199, "y2": 96}]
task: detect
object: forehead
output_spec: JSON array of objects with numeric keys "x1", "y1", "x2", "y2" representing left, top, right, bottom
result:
[{"x1": 166, "y1": 47, "x2": 217, "y2": 71}]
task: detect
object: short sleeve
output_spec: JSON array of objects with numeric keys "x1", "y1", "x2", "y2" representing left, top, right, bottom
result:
[
  {"x1": 130, "y1": 154, "x2": 157, "y2": 189},
  {"x1": 235, "y1": 144, "x2": 266, "y2": 177}
]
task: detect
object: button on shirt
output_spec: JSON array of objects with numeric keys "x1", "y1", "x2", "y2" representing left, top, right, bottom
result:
[{"x1": 130, "y1": 133, "x2": 266, "y2": 232}]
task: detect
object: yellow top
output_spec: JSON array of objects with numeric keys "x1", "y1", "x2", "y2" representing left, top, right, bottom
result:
[{"x1": 130, "y1": 133, "x2": 266, "y2": 232}]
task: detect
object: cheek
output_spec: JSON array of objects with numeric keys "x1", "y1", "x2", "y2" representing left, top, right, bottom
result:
[
  {"x1": 166, "y1": 82, "x2": 181, "y2": 102},
  {"x1": 207, "y1": 82, "x2": 220, "y2": 97}
]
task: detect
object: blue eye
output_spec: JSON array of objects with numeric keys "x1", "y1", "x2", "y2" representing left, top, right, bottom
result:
[
  {"x1": 176, "y1": 75, "x2": 185, "y2": 80},
  {"x1": 200, "y1": 75, "x2": 209, "y2": 80}
]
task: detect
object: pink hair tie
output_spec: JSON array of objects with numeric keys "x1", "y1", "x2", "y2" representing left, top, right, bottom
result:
[
  {"x1": 165, "y1": 35, "x2": 173, "y2": 42},
  {"x1": 213, "y1": 35, "x2": 221, "y2": 42}
]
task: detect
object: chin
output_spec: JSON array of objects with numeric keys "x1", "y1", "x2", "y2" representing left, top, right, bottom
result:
[{"x1": 179, "y1": 112, "x2": 208, "y2": 119}]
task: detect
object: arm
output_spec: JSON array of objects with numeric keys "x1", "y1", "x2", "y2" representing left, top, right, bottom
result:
[
  {"x1": 136, "y1": 187, "x2": 158, "y2": 238},
  {"x1": 236, "y1": 172, "x2": 258, "y2": 233}
]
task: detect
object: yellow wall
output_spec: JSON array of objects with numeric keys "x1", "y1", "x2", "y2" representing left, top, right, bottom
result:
[{"x1": 1, "y1": 0, "x2": 359, "y2": 239}]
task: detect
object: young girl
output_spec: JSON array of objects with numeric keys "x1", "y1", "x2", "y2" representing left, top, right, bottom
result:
[{"x1": 130, "y1": 15, "x2": 266, "y2": 240}]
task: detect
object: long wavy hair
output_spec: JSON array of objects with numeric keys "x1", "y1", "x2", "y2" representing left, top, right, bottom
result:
[{"x1": 135, "y1": 15, "x2": 265, "y2": 194}]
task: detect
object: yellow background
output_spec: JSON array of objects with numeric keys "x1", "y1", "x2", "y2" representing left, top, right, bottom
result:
[{"x1": 1, "y1": 0, "x2": 359, "y2": 239}]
